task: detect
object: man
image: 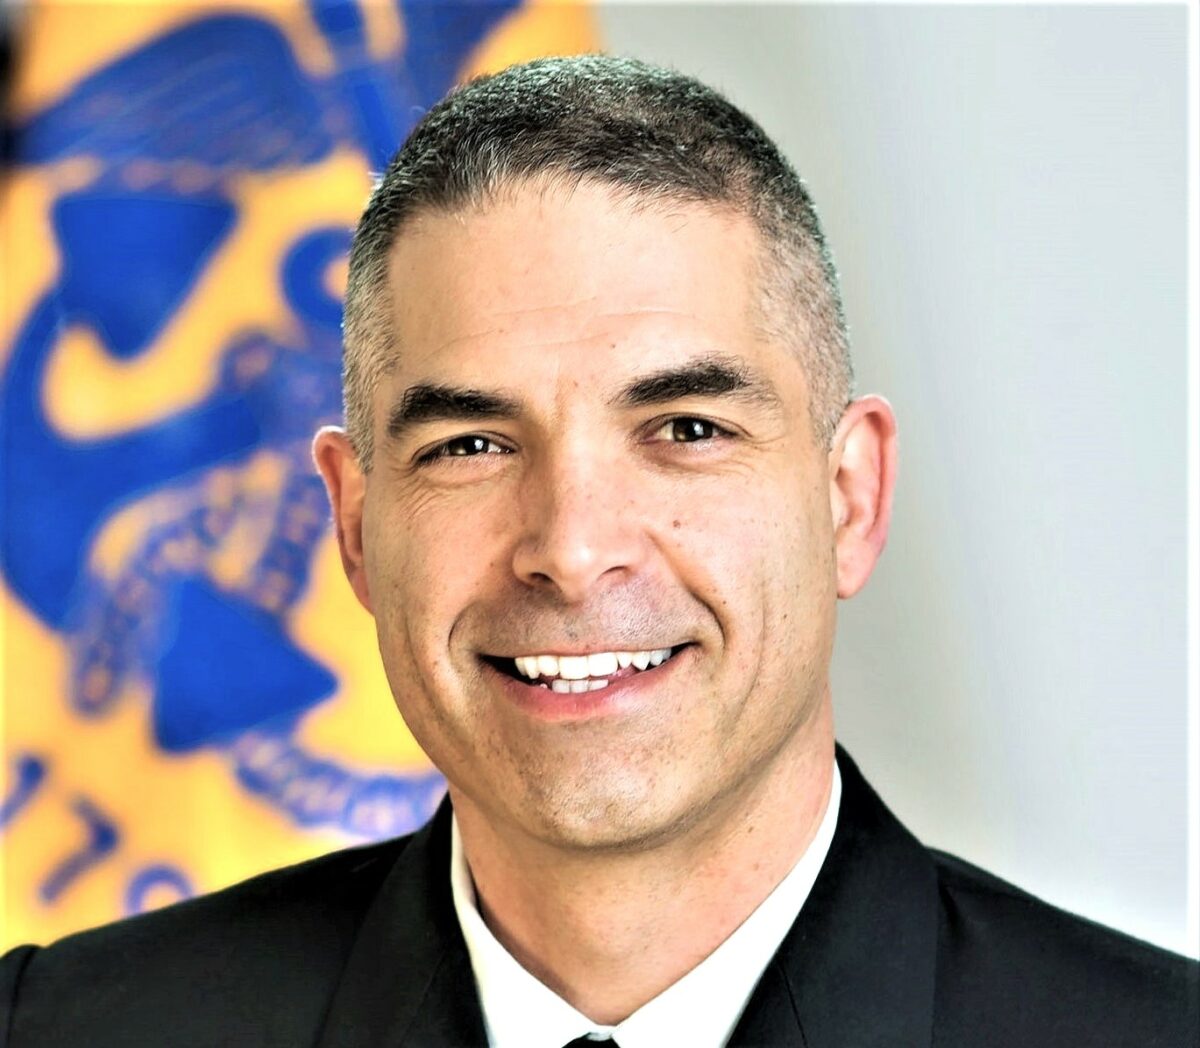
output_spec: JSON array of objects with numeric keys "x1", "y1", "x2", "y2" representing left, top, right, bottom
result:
[{"x1": 2, "y1": 55, "x2": 1195, "y2": 1048}]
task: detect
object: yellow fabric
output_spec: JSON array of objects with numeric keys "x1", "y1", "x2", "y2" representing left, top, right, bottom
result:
[{"x1": 1, "y1": 0, "x2": 599, "y2": 950}]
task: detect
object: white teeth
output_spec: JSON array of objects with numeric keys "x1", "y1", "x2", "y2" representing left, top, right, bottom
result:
[
  {"x1": 508, "y1": 646, "x2": 683, "y2": 683},
  {"x1": 587, "y1": 652, "x2": 618, "y2": 677},
  {"x1": 541, "y1": 677, "x2": 610, "y2": 694},
  {"x1": 558, "y1": 655, "x2": 589, "y2": 680}
]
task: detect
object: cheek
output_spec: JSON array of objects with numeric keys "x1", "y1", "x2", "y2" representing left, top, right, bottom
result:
[
  {"x1": 773, "y1": 476, "x2": 837, "y2": 615},
  {"x1": 685, "y1": 471, "x2": 834, "y2": 651},
  {"x1": 660, "y1": 475, "x2": 775, "y2": 659},
  {"x1": 362, "y1": 486, "x2": 507, "y2": 640},
  {"x1": 768, "y1": 489, "x2": 838, "y2": 695}
]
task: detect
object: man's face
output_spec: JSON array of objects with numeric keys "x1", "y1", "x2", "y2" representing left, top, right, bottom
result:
[{"x1": 331, "y1": 182, "x2": 849, "y2": 850}]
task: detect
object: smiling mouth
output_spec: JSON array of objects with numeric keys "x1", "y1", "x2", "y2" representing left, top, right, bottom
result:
[{"x1": 482, "y1": 645, "x2": 691, "y2": 694}]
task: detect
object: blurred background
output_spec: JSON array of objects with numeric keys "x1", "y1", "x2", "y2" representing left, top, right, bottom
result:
[{"x1": 2, "y1": 2, "x2": 1194, "y2": 960}]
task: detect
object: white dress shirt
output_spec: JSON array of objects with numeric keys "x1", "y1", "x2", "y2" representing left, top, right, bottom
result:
[{"x1": 450, "y1": 763, "x2": 842, "y2": 1048}]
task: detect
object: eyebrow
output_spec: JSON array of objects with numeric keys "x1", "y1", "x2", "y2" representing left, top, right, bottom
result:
[
  {"x1": 385, "y1": 355, "x2": 783, "y2": 443},
  {"x1": 385, "y1": 384, "x2": 521, "y2": 442},
  {"x1": 612, "y1": 355, "x2": 783, "y2": 412}
]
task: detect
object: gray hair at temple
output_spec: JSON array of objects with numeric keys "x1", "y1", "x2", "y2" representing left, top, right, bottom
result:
[{"x1": 342, "y1": 54, "x2": 854, "y2": 471}]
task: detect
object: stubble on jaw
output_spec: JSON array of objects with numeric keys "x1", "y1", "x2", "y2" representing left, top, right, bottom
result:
[{"x1": 455, "y1": 639, "x2": 830, "y2": 859}]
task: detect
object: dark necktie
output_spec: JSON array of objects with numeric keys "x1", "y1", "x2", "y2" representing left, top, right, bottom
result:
[{"x1": 561, "y1": 1038, "x2": 620, "y2": 1047}]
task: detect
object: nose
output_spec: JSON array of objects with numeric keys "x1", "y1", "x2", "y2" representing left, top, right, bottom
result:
[{"x1": 510, "y1": 448, "x2": 645, "y2": 603}]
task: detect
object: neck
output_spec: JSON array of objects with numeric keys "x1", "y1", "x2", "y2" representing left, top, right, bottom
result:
[{"x1": 451, "y1": 707, "x2": 836, "y2": 1025}]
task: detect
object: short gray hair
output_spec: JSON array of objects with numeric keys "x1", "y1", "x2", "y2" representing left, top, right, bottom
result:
[{"x1": 343, "y1": 55, "x2": 854, "y2": 470}]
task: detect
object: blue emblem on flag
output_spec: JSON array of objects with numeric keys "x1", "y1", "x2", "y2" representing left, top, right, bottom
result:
[{"x1": 2, "y1": 0, "x2": 537, "y2": 926}]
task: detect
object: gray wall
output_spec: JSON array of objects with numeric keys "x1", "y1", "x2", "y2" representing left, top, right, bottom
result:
[{"x1": 596, "y1": 3, "x2": 1193, "y2": 956}]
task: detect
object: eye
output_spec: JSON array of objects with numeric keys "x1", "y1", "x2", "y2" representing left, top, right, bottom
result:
[
  {"x1": 415, "y1": 434, "x2": 512, "y2": 465},
  {"x1": 649, "y1": 417, "x2": 730, "y2": 444}
]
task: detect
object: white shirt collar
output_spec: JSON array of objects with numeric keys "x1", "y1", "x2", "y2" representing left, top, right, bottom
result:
[{"x1": 450, "y1": 762, "x2": 842, "y2": 1048}]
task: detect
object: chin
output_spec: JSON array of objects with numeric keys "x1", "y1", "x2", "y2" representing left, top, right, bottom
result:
[{"x1": 517, "y1": 777, "x2": 703, "y2": 854}]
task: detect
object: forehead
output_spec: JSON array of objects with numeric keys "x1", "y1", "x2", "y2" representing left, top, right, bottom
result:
[{"x1": 383, "y1": 182, "x2": 775, "y2": 382}]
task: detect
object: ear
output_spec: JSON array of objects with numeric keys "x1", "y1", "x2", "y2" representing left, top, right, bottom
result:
[
  {"x1": 313, "y1": 426, "x2": 373, "y2": 613},
  {"x1": 827, "y1": 396, "x2": 898, "y2": 599}
]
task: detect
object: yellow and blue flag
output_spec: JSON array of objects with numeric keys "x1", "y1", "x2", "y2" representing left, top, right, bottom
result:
[{"x1": 1, "y1": 0, "x2": 598, "y2": 949}]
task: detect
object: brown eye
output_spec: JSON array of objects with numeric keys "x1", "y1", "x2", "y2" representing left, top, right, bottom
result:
[
  {"x1": 416, "y1": 435, "x2": 511, "y2": 465},
  {"x1": 667, "y1": 418, "x2": 718, "y2": 442},
  {"x1": 445, "y1": 436, "x2": 492, "y2": 456}
]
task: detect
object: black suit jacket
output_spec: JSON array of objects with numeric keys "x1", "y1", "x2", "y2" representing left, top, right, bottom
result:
[{"x1": 2, "y1": 748, "x2": 1196, "y2": 1046}]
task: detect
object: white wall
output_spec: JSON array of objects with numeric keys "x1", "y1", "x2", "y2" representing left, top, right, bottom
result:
[{"x1": 596, "y1": 3, "x2": 1193, "y2": 956}]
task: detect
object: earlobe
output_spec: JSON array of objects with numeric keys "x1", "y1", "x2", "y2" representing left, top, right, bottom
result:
[
  {"x1": 312, "y1": 426, "x2": 373, "y2": 613},
  {"x1": 828, "y1": 396, "x2": 898, "y2": 599}
]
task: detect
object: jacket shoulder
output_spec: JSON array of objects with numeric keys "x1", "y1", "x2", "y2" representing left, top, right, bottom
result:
[
  {"x1": 929, "y1": 849, "x2": 1199, "y2": 1047},
  {"x1": 1, "y1": 835, "x2": 411, "y2": 1048}
]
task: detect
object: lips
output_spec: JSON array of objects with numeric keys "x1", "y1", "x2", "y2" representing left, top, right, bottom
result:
[
  {"x1": 479, "y1": 642, "x2": 693, "y2": 721},
  {"x1": 481, "y1": 645, "x2": 690, "y2": 694}
]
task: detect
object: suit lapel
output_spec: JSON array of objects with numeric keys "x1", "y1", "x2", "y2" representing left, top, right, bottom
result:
[
  {"x1": 730, "y1": 748, "x2": 939, "y2": 1048},
  {"x1": 315, "y1": 801, "x2": 488, "y2": 1048}
]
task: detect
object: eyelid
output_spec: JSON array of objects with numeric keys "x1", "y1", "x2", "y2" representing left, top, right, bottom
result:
[
  {"x1": 413, "y1": 432, "x2": 515, "y2": 465},
  {"x1": 642, "y1": 414, "x2": 737, "y2": 441},
  {"x1": 411, "y1": 415, "x2": 734, "y2": 465}
]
